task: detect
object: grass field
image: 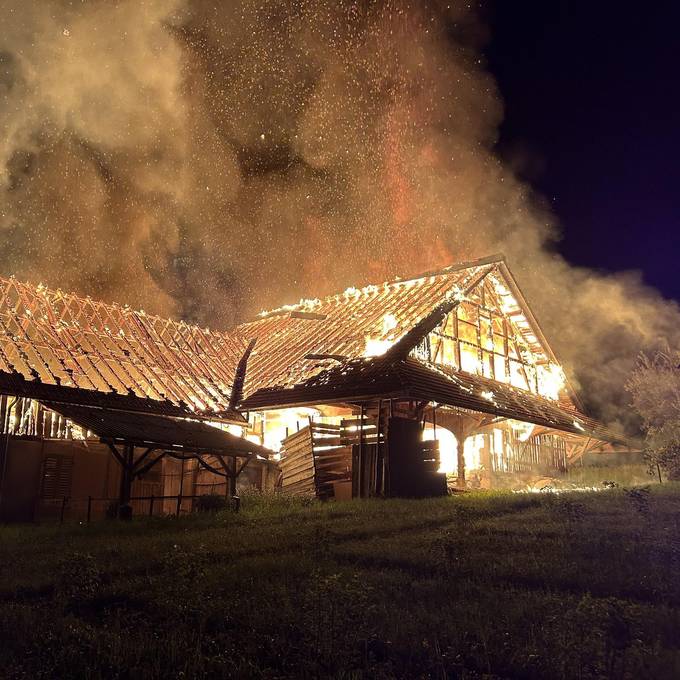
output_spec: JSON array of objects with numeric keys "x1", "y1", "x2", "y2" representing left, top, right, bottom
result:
[{"x1": 2, "y1": 486, "x2": 680, "y2": 679}]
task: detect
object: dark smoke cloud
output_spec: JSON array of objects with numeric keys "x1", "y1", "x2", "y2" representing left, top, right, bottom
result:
[{"x1": 1, "y1": 0, "x2": 678, "y2": 428}]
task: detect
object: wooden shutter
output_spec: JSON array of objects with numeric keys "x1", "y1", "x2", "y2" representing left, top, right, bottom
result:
[{"x1": 40, "y1": 455, "x2": 74, "y2": 498}]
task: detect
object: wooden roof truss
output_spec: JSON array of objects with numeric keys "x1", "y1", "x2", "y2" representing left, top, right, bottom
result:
[{"x1": 0, "y1": 276, "x2": 247, "y2": 419}]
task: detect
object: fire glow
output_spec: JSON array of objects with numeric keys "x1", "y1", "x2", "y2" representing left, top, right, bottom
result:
[{"x1": 363, "y1": 313, "x2": 400, "y2": 357}]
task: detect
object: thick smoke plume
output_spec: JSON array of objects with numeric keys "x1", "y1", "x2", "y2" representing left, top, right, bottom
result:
[{"x1": 1, "y1": 0, "x2": 678, "y2": 428}]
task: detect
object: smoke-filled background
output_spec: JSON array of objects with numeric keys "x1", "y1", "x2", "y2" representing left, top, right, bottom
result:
[{"x1": 1, "y1": 0, "x2": 679, "y2": 429}]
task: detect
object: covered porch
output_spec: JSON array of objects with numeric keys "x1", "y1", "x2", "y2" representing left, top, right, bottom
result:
[
  {"x1": 39, "y1": 401, "x2": 274, "y2": 518},
  {"x1": 240, "y1": 356, "x2": 639, "y2": 498}
]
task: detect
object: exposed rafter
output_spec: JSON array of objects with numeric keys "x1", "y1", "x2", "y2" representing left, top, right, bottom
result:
[{"x1": 0, "y1": 275, "x2": 248, "y2": 421}]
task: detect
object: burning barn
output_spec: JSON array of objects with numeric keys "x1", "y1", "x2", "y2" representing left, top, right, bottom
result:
[
  {"x1": 235, "y1": 254, "x2": 635, "y2": 498},
  {"x1": 0, "y1": 254, "x2": 634, "y2": 520}
]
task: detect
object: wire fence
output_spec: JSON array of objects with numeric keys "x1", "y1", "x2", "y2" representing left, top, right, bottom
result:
[{"x1": 34, "y1": 493, "x2": 236, "y2": 523}]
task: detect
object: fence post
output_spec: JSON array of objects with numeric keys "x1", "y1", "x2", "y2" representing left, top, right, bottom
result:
[
  {"x1": 176, "y1": 493, "x2": 182, "y2": 517},
  {"x1": 149, "y1": 494, "x2": 155, "y2": 517},
  {"x1": 87, "y1": 496, "x2": 92, "y2": 523},
  {"x1": 60, "y1": 495, "x2": 67, "y2": 524}
]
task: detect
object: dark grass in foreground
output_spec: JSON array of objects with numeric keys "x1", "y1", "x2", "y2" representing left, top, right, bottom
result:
[{"x1": 2, "y1": 487, "x2": 680, "y2": 679}]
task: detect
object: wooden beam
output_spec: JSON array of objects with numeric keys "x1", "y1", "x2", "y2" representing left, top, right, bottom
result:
[
  {"x1": 131, "y1": 446, "x2": 157, "y2": 473},
  {"x1": 118, "y1": 443, "x2": 134, "y2": 518},
  {"x1": 105, "y1": 441, "x2": 125, "y2": 468},
  {"x1": 235, "y1": 456, "x2": 250, "y2": 477},
  {"x1": 228, "y1": 338, "x2": 257, "y2": 411},
  {"x1": 134, "y1": 451, "x2": 166, "y2": 478}
]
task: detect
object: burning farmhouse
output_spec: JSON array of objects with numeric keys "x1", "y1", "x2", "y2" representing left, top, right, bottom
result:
[{"x1": 0, "y1": 255, "x2": 635, "y2": 520}]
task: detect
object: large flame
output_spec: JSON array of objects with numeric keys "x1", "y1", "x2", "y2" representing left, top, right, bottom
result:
[
  {"x1": 422, "y1": 425, "x2": 486, "y2": 475},
  {"x1": 423, "y1": 425, "x2": 457, "y2": 473},
  {"x1": 363, "y1": 313, "x2": 400, "y2": 357},
  {"x1": 363, "y1": 337, "x2": 395, "y2": 357},
  {"x1": 537, "y1": 363, "x2": 566, "y2": 401},
  {"x1": 257, "y1": 407, "x2": 321, "y2": 453}
]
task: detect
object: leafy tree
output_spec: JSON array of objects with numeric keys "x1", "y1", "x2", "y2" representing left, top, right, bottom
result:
[{"x1": 626, "y1": 349, "x2": 680, "y2": 480}]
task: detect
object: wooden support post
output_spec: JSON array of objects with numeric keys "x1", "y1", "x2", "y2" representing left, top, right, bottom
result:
[
  {"x1": 224, "y1": 462, "x2": 230, "y2": 499},
  {"x1": 229, "y1": 456, "x2": 237, "y2": 498},
  {"x1": 177, "y1": 457, "x2": 185, "y2": 515},
  {"x1": 0, "y1": 395, "x2": 7, "y2": 435},
  {"x1": 457, "y1": 442, "x2": 466, "y2": 488},
  {"x1": 448, "y1": 420, "x2": 467, "y2": 490},
  {"x1": 15, "y1": 399, "x2": 24, "y2": 436},
  {"x1": 358, "y1": 405, "x2": 365, "y2": 498},
  {"x1": 118, "y1": 443, "x2": 134, "y2": 520},
  {"x1": 384, "y1": 400, "x2": 392, "y2": 497},
  {"x1": 376, "y1": 399, "x2": 383, "y2": 496}
]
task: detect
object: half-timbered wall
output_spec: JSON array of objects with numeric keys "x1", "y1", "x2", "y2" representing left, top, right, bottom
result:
[{"x1": 426, "y1": 273, "x2": 564, "y2": 401}]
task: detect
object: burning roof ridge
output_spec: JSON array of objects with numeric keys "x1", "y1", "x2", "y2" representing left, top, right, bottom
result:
[
  {"x1": 253, "y1": 253, "x2": 507, "y2": 321},
  {"x1": 0, "y1": 272, "x2": 239, "y2": 343}
]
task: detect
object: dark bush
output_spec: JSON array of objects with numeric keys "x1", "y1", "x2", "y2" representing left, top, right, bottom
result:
[
  {"x1": 195, "y1": 493, "x2": 228, "y2": 513},
  {"x1": 104, "y1": 500, "x2": 119, "y2": 520}
]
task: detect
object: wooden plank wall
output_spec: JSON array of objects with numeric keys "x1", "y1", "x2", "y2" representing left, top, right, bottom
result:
[
  {"x1": 309, "y1": 422, "x2": 351, "y2": 499},
  {"x1": 279, "y1": 427, "x2": 316, "y2": 496},
  {"x1": 279, "y1": 417, "x2": 379, "y2": 499},
  {"x1": 352, "y1": 443, "x2": 383, "y2": 498}
]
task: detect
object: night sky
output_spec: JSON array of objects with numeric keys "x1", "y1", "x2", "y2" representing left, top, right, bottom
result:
[{"x1": 487, "y1": 2, "x2": 680, "y2": 302}]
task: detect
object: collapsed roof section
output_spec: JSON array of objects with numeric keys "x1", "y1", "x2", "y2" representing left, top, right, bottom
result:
[
  {"x1": 237, "y1": 256, "x2": 502, "y2": 398},
  {"x1": 236, "y1": 255, "x2": 574, "y2": 400},
  {"x1": 0, "y1": 275, "x2": 248, "y2": 421}
]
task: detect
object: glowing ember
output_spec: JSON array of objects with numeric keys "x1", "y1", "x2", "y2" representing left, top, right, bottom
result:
[{"x1": 382, "y1": 313, "x2": 398, "y2": 334}]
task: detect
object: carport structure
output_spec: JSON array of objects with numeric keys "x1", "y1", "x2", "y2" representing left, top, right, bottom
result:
[{"x1": 42, "y1": 402, "x2": 273, "y2": 517}]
